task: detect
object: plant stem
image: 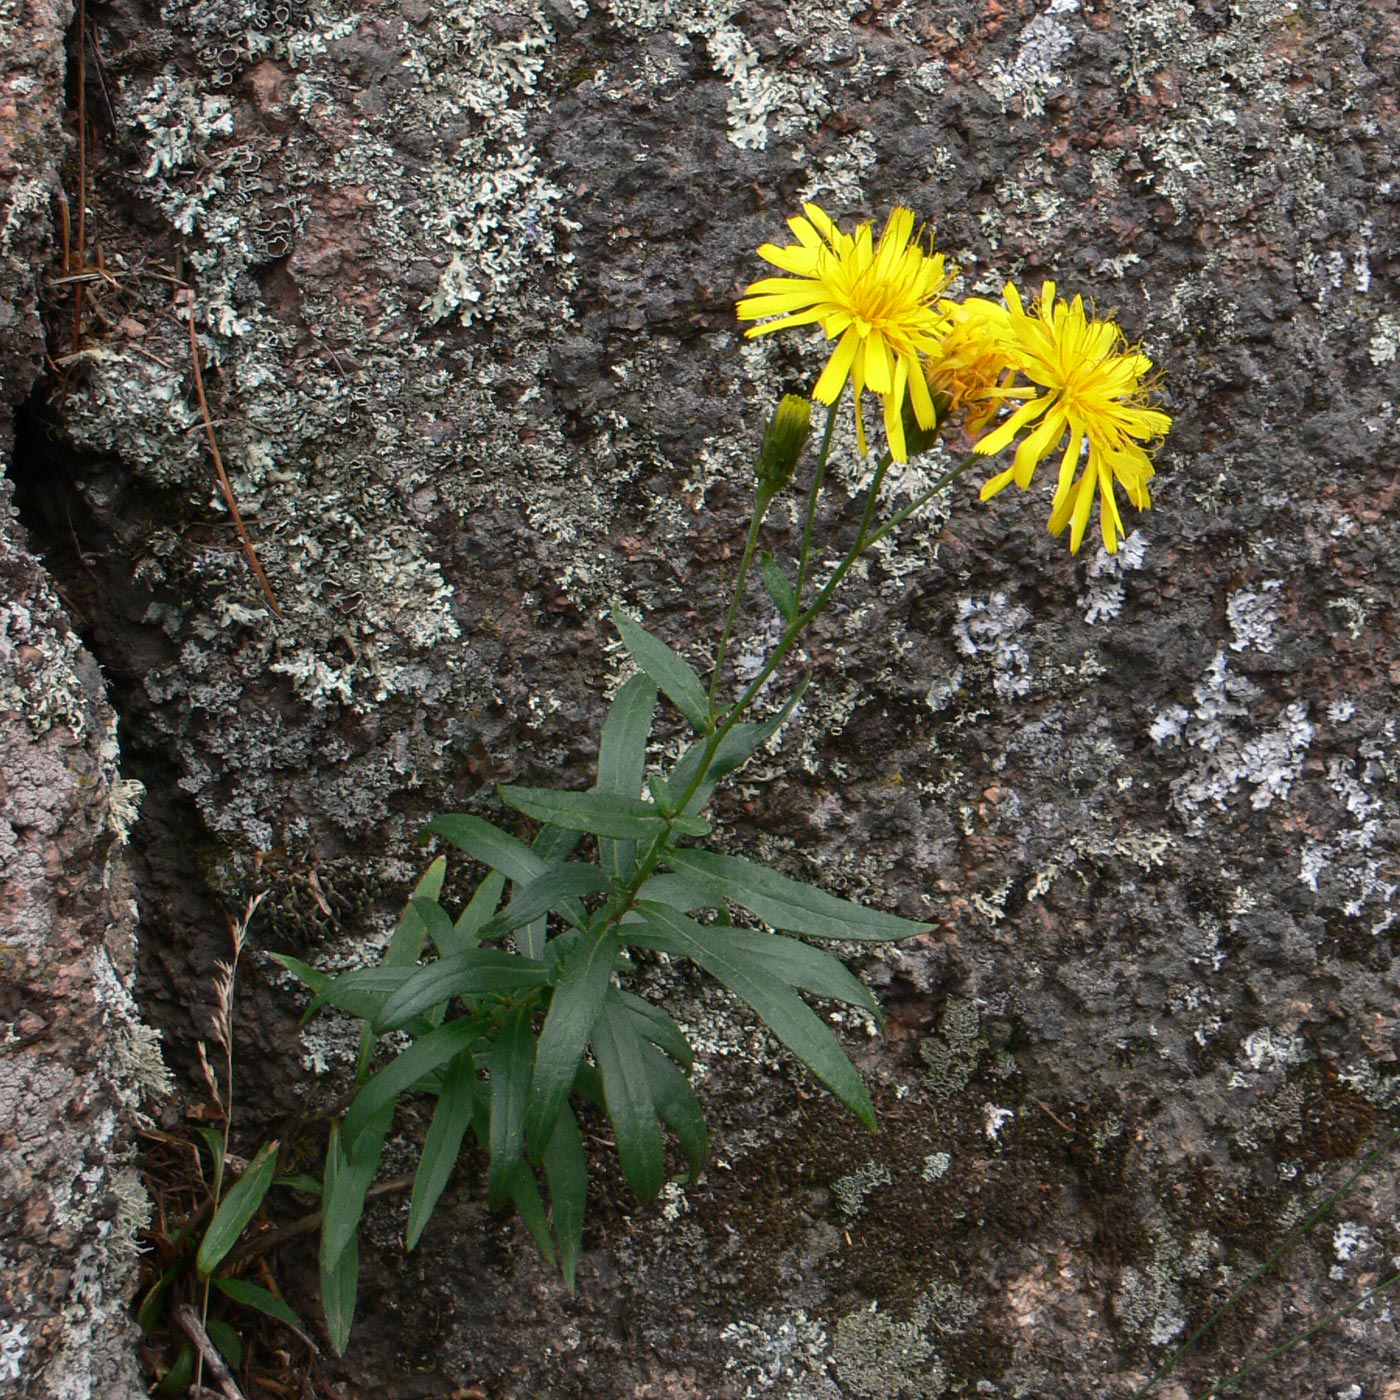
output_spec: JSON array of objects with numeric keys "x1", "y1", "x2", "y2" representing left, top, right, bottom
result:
[
  {"x1": 1130, "y1": 1122, "x2": 1400, "y2": 1399},
  {"x1": 708, "y1": 503, "x2": 767, "y2": 720},
  {"x1": 794, "y1": 401, "x2": 841, "y2": 605},
  {"x1": 1191, "y1": 1271, "x2": 1399, "y2": 1399},
  {"x1": 863, "y1": 449, "x2": 982, "y2": 551}
]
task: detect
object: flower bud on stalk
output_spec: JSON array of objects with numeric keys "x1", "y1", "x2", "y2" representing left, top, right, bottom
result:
[
  {"x1": 755, "y1": 394, "x2": 813, "y2": 509},
  {"x1": 898, "y1": 383, "x2": 949, "y2": 459}
]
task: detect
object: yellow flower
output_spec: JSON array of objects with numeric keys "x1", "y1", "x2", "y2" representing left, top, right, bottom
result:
[
  {"x1": 737, "y1": 203, "x2": 951, "y2": 462},
  {"x1": 974, "y1": 282, "x2": 1171, "y2": 554},
  {"x1": 924, "y1": 297, "x2": 1014, "y2": 438}
]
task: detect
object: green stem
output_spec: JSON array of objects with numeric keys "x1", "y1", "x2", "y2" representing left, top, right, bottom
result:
[
  {"x1": 794, "y1": 401, "x2": 841, "y2": 606},
  {"x1": 708, "y1": 503, "x2": 767, "y2": 720},
  {"x1": 863, "y1": 449, "x2": 982, "y2": 552},
  {"x1": 1131, "y1": 1123, "x2": 1400, "y2": 1400},
  {"x1": 1192, "y1": 1271, "x2": 1400, "y2": 1399}
]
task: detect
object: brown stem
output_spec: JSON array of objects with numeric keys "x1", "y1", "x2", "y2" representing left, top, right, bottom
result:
[
  {"x1": 174, "y1": 1304, "x2": 247, "y2": 1400},
  {"x1": 184, "y1": 298, "x2": 285, "y2": 619}
]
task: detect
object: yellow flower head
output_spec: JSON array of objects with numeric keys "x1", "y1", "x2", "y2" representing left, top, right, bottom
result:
[
  {"x1": 974, "y1": 282, "x2": 1171, "y2": 554},
  {"x1": 924, "y1": 297, "x2": 1014, "y2": 438},
  {"x1": 737, "y1": 203, "x2": 951, "y2": 462}
]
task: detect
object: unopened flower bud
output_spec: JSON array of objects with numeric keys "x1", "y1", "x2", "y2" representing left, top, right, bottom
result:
[
  {"x1": 899, "y1": 379, "x2": 947, "y2": 458},
  {"x1": 756, "y1": 395, "x2": 813, "y2": 497}
]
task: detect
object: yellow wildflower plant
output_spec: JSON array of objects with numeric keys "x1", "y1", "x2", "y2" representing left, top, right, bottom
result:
[
  {"x1": 973, "y1": 281, "x2": 1171, "y2": 554},
  {"x1": 737, "y1": 203, "x2": 951, "y2": 462}
]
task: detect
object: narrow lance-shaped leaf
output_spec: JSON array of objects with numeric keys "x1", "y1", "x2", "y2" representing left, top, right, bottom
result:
[
  {"x1": 684, "y1": 926, "x2": 882, "y2": 1020},
  {"x1": 521, "y1": 824, "x2": 589, "y2": 958},
  {"x1": 542, "y1": 1103, "x2": 588, "y2": 1290},
  {"x1": 596, "y1": 674, "x2": 659, "y2": 882},
  {"x1": 664, "y1": 846, "x2": 932, "y2": 943},
  {"x1": 454, "y1": 870, "x2": 506, "y2": 948},
  {"x1": 760, "y1": 550, "x2": 799, "y2": 624},
  {"x1": 196, "y1": 1140, "x2": 279, "y2": 1281},
  {"x1": 321, "y1": 1232, "x2": 359, "y2": 1357},
  {"x1": 525, "y1": 924, "x2": 619, "y2": 1158},
  {"x1": 614, "y1": 988, "x2": 694, "y2": 1070},
  {"x1": 342, "y1": 1016, "x2": 487, "y2": 1151},
  {"x1": 211, "y1": 1278, "x2": 307, "y2": 1337},
  {"x1": 500, "y1": 786, "x2": 673, "y2": 840},
  {"x1": 320, "y1": 1110, "x2": 391, "y2": 1353},
  {"x1": 376, "y1": 949, "x2": 551, "y2": 1032},
  {"x1": 644, "y1": 1047, "x2": 708, "y2": 1179},
  {"x1": 488, "y1": 1005, "x2": 536, "y2": 1211},
  {"x1": 422, "y1": 814, "x2": 546, "y2": 887},
  {"x1": 481, "y1": 863, "x2": 613, "y2": 937},
  {"x1": 612, "y1": 608, "x2": 712, "y2": 731},
  {"x1": 407, "y1": 1047, "x2": 477, "y2": 1250},
  {"x1": 321, "y1": 1110, "x2": 392, "y2": 1273},
  {"x1": 626, "y1": 904, "x2": 876, "y2": 1128},
  {"x1": 591, "y1": 997, "x2": 665, "y2": 1201}
]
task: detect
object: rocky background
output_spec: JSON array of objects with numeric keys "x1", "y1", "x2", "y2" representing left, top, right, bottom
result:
[{"x1": 2, "y1": 0, "x2": 1399, "y2": 1396}]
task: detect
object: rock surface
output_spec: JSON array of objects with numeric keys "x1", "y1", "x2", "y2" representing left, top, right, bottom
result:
[
  {"x1": 0, "y1": 2, "x2": 158, "y2": 1397},
  {"x1": 5, "y1": 0, "x2": 1400, "y2": 1396}
]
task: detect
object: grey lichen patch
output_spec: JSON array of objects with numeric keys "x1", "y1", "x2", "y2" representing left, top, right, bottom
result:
[
  {"x1": 920, "y1": 997, "x2": 987, "y2": 1101},
  {"x1": 831, "y1": 1160, "x2": 893, "y2": 1219},
  {"x1": 1113, "y1": 1235, "x2": 1189, "y2": 1348},
  {"x1": 831, "y1": 1300, "x2": 947, "y2": 1400}
]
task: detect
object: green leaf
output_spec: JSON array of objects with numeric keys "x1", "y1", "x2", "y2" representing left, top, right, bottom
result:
[
  {"x1": 504, "y1": 1160, "x2": 556, "y2": 1266},
  {"x1": 407, "y1": 895, "x2": 459, "y2": 960},
  {"x1": 626, "y1": 905, "x2": 875, "y2": 1128},
  {"x1": 406, "y1": 1048, "x2": 476, "y2": 1250},
  {"x1": 196, "y1": 1140, "x2": 279, "y2": 1281},
  {"x1": 320, "y1": 1232, "x2": 359, "y2": 1356},
  {"x1": 488, "y1": 1006, "x2": 535, "y2": 1211},
  {"x1": 305, "y1": 965, "x2": 420, "y2": 1023},
  {"x1": 423, "y1": 814, "x2": 546, "y2": 886},
  {"x1": 542, "y1": 1103, "x2": 588, "y2": 1290},
  {"x1": 525, "y1": 925, "x2": 618, "y2": 1158},
  {"x1": 612, "y1": 608, "x2": 712, "y2": 731},
  {"x1": 136, "y1": 1266, "x2": 179, "y2": 1334},
  {"x1": 667, "y1": 677, "x2": 810, "y2": 812},
  {"x1": 676, "y1": 926, "x2": 881, "y2": 1020},
  {"x1": 319, "y1": 1108, "x2": 389, "y2": 1352},
  {"x1": 269, "y1": 952, "x2": 331, "y2": 1005},
  {"x1": 377, "y1": 950, "x2": 551, "y2": 1031},
  {"x1": 157, "y1": 1344, "x2": 195, "y2": 1394},
  {"x1": 635, "y1": 873, "x2": 716, "y2": 915},
  {"x1": 275, "y1": 1174, "x2": 322, "y2": 1197},
  {"x1": 614, "y1": 989, "x2": 694, "y2": 1070},
  {"x1": 500, "y1": 786, "x2": 670, "y2": 839},
  {"x1": 597, "y1": 674, "x2": 659, "y2": 882},
  {"x1": 760, "y1": 551, "x2": 798, "y2": 624},
  {"x1": 484, "y1": 863, "x2": 613, "y2": 935},
  {"x1": 204, "y1": 1319, "x2": 244, "y2": 1369},
  {"x1": 211, "y1": 1277, "x2": 306, "y2": 1334},
  {"x1": 664, "y1": 846, "x2": 932, "y2": 943},
  {"x1": 355, "y1": 863, "x2": 448, "y2": 1078},
  {"x1": 342, "y1": 1017, "x2": 487, "y2": 1151},
  {"x1": 645, "y1": 1048, "x2": 708, "y2": 1178},
  {"x1": 591, "y1": 999, "x2": 665, "y2": 1200},
  {"x1": 195, "y1": 1124, "x2": 225, "y2": 1184},
  {"x1": 454, "y1": 870, "x2": 506, "y2": 948}
]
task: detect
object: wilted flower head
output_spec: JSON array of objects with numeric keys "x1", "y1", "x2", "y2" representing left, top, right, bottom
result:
[
  {"x1": 973, "y1": 281, "x2": 1171, "y2": 554},
  {"x1": 924, "y1": 298, "x2": 1014, "y2": 439},
  {"x1": 737, "y1": 203, "x2": 951, "y2": 462}
]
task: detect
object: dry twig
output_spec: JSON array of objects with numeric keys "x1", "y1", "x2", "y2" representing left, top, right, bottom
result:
[{"x1": 181, "y1": 294, "x2": 285, "y2": 619}]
